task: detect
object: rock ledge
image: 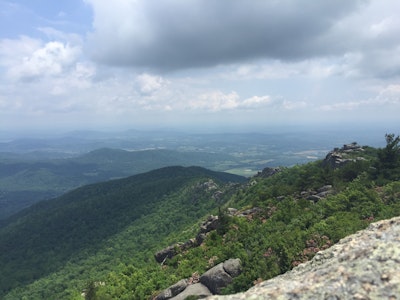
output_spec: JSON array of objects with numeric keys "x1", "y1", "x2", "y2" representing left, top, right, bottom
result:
[{"x1": 208, "y1": 216, "x2": 400, "y2": 299}]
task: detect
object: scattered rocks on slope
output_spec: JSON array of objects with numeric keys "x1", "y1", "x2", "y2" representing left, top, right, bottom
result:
[
  {"x1": 155, "y1": 215, "x2": 220, "y2": 263},
  {"x1": 207, "y1": 216, "x2": 400, "y2": 299},
  {"x1": 299, "y1": 185, "x2": 334, "y2": 203},
  {"x1": 154, "y1": 258, "x2": 241, "y2": 300}
]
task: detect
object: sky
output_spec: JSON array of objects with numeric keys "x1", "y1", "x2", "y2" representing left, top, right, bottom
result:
[{"x1": 0, "y1": 0, "x2": 400, "y2": 133}]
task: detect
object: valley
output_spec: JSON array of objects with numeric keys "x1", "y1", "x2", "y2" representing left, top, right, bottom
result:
[
  {"x1": 0, "y1": 128, "x2": 386, "y2": 219},
  {"x1": 0, "y1": 131, "x2": 399, "y2": 299}
]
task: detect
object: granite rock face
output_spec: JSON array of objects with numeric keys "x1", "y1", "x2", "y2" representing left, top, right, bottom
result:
[{"x1": 208, "y1": 216, "x2": 400, "y2": 299}]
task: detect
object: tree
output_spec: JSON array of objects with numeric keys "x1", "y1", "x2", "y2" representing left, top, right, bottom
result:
[
  {"x1": 380, "y1": 134, "x2": 400, "y2": 166},
  {"x1": 375, "y1": 133, "x2": 400, "y2": 181}
]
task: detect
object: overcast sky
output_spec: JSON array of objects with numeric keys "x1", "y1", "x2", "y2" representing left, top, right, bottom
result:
[{"x1": 1, "y1": 0, "x2": 399, "y2": 133}]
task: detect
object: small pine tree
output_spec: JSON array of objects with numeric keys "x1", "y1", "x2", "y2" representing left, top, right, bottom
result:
[
  {"x1": 217, "y1": 207, "x2": 230, "y2": 235},
  {"x1": 375, "y1": 133, "x2": 400, "y2": 181}
]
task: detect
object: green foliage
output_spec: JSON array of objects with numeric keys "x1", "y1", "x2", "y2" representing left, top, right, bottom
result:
[
  {"x1": 0, "y1": 149, "x2": 246, "y2": 220},
  {"x1": 0, "y1": 166, "x2": 243, "y2": 299},
  {"x1": 373, "y1": 133, "x2": 400, "y2": 183},
  {"x1": 2, "y1": 135, "x2": 400, "y2": 299}
]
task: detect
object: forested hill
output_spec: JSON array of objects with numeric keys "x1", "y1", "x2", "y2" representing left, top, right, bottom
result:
[
  {"x1": 0, "y1": 166, "x2": 245, "y2": 298},
  {"x1": 0, "y1": 148, "x2": 240, "y2": 220},
  {"x1": 1, "y1": 135, "x2": 400, "y2": 299}
]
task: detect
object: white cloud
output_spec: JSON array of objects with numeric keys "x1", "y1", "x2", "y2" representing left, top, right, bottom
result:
[
  {"x1": 242, "y1": 96, "x2": 272, "y2": 108},
  {"x1": 188, "y1": 91, "x2": 240, "y2": 112},
  {"x1": 376, "y1": 84, "x2": 400, "y2": 104},
  {"x1": 318, "y1": 84, "x2": 400, "y2": 112},
  {"x1": 136, "y1": 73, "x2": 168, "y2": 95},
  {"x1": 2, "y1": 38, "x2": 81, "y2": 81},
  {"x1": 186, "y1": 92, "x2": 298, "y2": 112}
]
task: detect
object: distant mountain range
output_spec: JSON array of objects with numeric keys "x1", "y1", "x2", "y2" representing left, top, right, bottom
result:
[
  {"x1": 1, "y1": 136, "x2": 399, "y2": 299},
  {"x1": 0, "y1": 148, "x2": 243, "y2": 219}
]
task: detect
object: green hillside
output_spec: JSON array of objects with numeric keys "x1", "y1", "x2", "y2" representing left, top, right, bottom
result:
[
  {"x1": 1, "y1": 135, "x2": 399, "y2": 299},
  {"x1": 0, "y1": 148, "x2": 238, "y2": 220},
  {"x1": 0, "y1": 166, "x2": 245, "y2": 299}
]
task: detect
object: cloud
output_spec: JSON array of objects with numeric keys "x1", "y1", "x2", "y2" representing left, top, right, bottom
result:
[
  {"x1": 189, "y1": 91, "x2": 240, "y2": 111},
  {"x1": 376, "y1": 84, "x2": 400, "y2": 104},
  {"x1": 136, "y1": 73, "x2": 168, "y2": 95},
  {"x1": 84, "y1": 0, "x2": 366, "y2": 71},
  {"x1": 241, "y1": 96, "x2": 272, "y2": 108},
  {"x1": 186, "y1": 91, "x2": 300, "y2": 112},
  {"x1": 1, "y1": 37, "x2": 81, "y2": 81},
  {"x1": 318, "y1": 84, "x2": 400, "y2": 112}
]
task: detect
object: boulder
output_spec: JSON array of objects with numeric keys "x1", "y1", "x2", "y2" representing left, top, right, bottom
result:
[
  {"x1": 237, "y1": 207, "x2": 262, "y2": 217},
  {"x1": 154, "y1": 279, "x2": 188, "y2": 300},
  {"x1": 200, "y1": 263, "x2": 233, "y2": 294},
  {"x1": 223, "y1": 258, "x2": 242, "y2": 278},
  {"x1": 317, "y1": 185, "x2": 332, "y2": 193},
  {"x1": 154, "y1": 245, "x2": 178, "y2": 264},
  {"x1": 196, "y1": 233, "x2": 207, "y2": 245},
  {"x1": 171, "y1": 283, "x2": 212, "y2": 300},
  {"x1": 200, "y1": 215, "x2": 219, "y2": 233},
  {"x1": 227, "y1": 208, "x2": 238, "y2": 216},
  {"x1": 307, "y1": 195, "x2": 322, "y2": 202},
  {"x1": 255, "y1": 167, "x2": 281, "y2": 178}
]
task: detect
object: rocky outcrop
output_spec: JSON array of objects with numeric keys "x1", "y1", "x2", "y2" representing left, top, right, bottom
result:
[
  {"x1": 200, "y1": 215, "x2": 219, "y2": 233},
  {"x1": 323, "y1": 142, "x2": 364, "y2": 169},
  {"x1": 155, "y1": 215, "x2": 219, "y2": 263},
  {"x1": 154, "y1": 245, "x2": 179, "y2": 264},
  {"x1": 255, "y1": 167, "x2": 282, "y2": 178},
  {"x1": 207, "y1": 216, "x2": 400, "y2": 299},
  {"x1": 154, "y1": 258, "x2": 241, "y2": 299}
]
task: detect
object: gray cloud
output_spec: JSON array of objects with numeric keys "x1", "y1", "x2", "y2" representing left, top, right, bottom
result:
[{"x1": 85, "y1": 0, "x2": 367, "y2": 71}]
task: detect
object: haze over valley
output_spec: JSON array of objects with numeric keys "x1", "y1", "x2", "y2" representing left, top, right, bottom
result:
[{"x1": 1, "y1": 1, "x2": 400, "y2": 299}]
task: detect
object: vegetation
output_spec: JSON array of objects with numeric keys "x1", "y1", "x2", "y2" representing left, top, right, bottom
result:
[
  {"x1": 0, "y1": 149, "x2": 239, "y2": 220},
  {"x1": 0, "y1": 134, "x2": 399, "y2": 299}
]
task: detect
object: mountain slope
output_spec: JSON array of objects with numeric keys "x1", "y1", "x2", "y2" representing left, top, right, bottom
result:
[
  {"x1": 1, "y1": 137, "x2": 399, "y2": 299},
  {"x1": 0, "y1": 148, "x2": 238, "y2": 220},
  {"x1": 0, "y1": 166, "x2": 245, "y2": 298}
]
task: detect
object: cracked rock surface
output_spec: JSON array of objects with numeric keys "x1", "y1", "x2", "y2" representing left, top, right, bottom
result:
[{"x1": 208, "y1": 216, "x2": 400, "y2": 300}]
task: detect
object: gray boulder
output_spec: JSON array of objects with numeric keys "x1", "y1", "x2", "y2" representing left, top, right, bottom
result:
[
  {"x1": 223, "y1": 258, "x2": 242, "y2": 278},
  {"x1": 200, "y1": 215, "x2": 219, "y2": 233},
  {"x1": 171, "y1": 283, "x2": 212, "y2": 299},
  {"x1": 200, "y1": 263, "x2": 233, "y2": 294},
  {"x1": 154, "y1": 245, "x2": 178, "y2": 264},
  {"x1": 154, "y1": 279, "x2": 188, "y2": 300}
]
